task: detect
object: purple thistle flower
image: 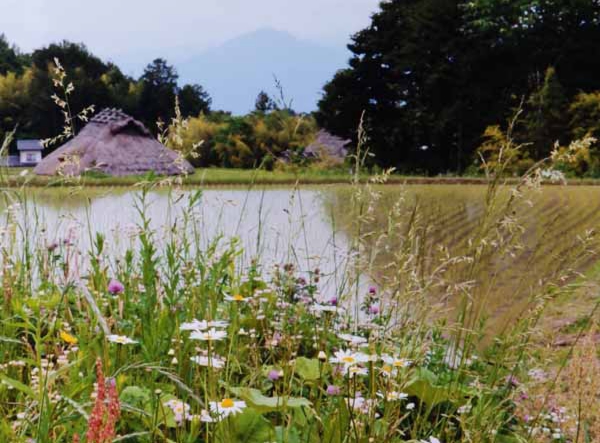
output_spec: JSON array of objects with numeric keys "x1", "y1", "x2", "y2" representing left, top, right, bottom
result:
[
  {"x1": 505, "y1": 375, "x2": 520, "y2": 387},
  {"x1": 369, "y1": 305, "x2": 380, "y2": 315},
  {"x1": 108, "y1": 279, "x2": 124, "y2": 295},
  {"x1": 326, "y1": 385, "x2": 341, "y2": 396},
  {"x1": 329, "y1": 297, "x2": 338, "y2": 306},
  {"x1": 368, "y1": 286, "x2": 377, "y2": 295},
  {"x1": 267, "y1": 369, "x2": 281, "y2": 381}
]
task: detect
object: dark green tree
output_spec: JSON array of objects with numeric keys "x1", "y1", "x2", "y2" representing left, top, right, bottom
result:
[
  {"x1": 139, "y1": 58, "x2": 179, "y2": 128},
  {"x1": 318, "y1": 0, "x2": 474, "y2": 173},
  {"x1": 178, "y1": 84, "x2": 211, "y2": 117},
  {"x1": 0, "y1": 34, "x2": 26, "y2": 75},
  {"x1": 254, "y1": 90, "x2": 275, "y2": 113},
  {"x1": 520, "y1": 67, "x2": 568, "y2": 158},
  {"x1": 26, "y1": 41, "x2": 131, "y2": 144},
  {"x1": 318, "y1": 0, "x2": 600, "y2": 173}
]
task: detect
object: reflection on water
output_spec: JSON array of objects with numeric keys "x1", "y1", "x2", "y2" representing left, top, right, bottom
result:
[
  {"x1": 4, "y1": 184, "x2": 600, "y2": 327},
  {"x1": 324, "y1": 184, "x2": 600, "y2": 331},
  {"x1": 5, "y1": 186, "x2": 353, "y2": 298}
]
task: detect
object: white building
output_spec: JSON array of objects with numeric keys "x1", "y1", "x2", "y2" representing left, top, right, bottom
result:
[{"x1": 17, "y1": 140, "x2": 43, "y2": 166}]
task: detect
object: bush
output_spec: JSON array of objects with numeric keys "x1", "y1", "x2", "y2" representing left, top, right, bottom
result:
[{"x1": 176, "y1": 111, "x2": 318, "y2": 169}]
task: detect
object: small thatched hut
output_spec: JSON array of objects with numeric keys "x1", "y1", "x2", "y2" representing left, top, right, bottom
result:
[
  {"x1": 303, "y1": 130, "x2": 351, "y2": 163},
  {"x1": 34, "y1": 108, "x2": 194, "y2": 176}
]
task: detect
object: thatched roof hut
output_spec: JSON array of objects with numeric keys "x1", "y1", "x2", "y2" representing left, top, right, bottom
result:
[
  {"x1": 304, "y1": 130, "x2": 351, "y2": 162},
  {"x1": 34, "y1": 108, "x2": 194, "y2": 176}
]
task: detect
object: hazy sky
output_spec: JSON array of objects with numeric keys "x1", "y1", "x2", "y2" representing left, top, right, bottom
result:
[{"x1": 2, "y1": 0, "x2": 380, "y2": 68}]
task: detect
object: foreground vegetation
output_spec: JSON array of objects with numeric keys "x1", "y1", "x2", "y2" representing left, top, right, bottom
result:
[{"x1": 1, "y1": 123, "x2": 600, "y2": 443}]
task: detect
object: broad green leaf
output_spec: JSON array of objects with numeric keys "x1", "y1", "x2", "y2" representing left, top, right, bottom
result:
[
  {"x1": 294, "y1": 357, "x2": 320, "y2": 381},
  {"x1": 232, "y1": 408, "x2": 274, "y2": 443},
  {"x1": 120, "y1": 385, "x2": 151, "y2": 409},
  {"x1": 229, "y1": 387, "x2": 311, "y2": 413},
  {"x1": 404, "y1": 368, "x2": 463, "y2": 407}
]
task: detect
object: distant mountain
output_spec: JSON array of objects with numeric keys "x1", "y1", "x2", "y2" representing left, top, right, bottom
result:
[{"x1": 177, "y1": 28, "x2": 350, "y2": 115}]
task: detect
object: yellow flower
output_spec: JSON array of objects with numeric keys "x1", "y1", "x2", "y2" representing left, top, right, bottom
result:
[
  {"x1": 60, "y1": 330, "x2": 78, "y2": 345},
  {"x1": 221, "y1": 398, "x2": 234, "y2": 408},
  {"x1": 225, "y1": 294, "x2": 247, "y2": 302}
]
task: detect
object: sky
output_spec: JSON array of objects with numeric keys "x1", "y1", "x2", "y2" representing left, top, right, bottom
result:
[{"x1": 2, "y1": 0, "x2": 380, "y2": 75}]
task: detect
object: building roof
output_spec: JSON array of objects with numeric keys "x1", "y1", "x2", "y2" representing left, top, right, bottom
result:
[
  {"x1": 34, "y1": 108, "x2": 194, "y2": 177},
  {"x1": 90, "y1": 108, "x2": 131, "y2": 125},
  {"x1": 17, "y1": 140, "x2": 43, "y2": 151},
  {"x1": 304, "y1": 130, "x2": 351, "y2": 160}
]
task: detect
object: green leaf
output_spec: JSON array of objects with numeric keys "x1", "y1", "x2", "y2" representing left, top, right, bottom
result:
[
  {"x1": 275, "y1": 425, "x2": 301, "y2": 443},
  {"x1": 405, "y1": 368, "x2": 462, "y2": 407},
  {"x1": 232, "y1": 408, "x2": 274, "y2": 443},
  {"x1": 0, "y1": 374, "x2": 35, "y2": 397},
  {"x1": 120, "y1": 385, "x2": 151, "y2": 410},
  {"x1": 294, "y1": 357, "x2": 320, "y2": 381},
  {"x1": 229, "y1": 387, "x2": 311, "y2": 413}
]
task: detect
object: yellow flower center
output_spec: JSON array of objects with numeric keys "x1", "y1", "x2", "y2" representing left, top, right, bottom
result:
[
  {"x1": 382, "y1": 365, "x2": 392, "y2": 373},
  {"x1": 233, "y1": 294, "x2": 244, "y2": 301},
  {"x1": 393, "y1": 360, "x2": 405, "y2": 367},
  {"x1": 60, "y1": 330, "x2": 78, "y2": 345},
  {"x1": 342, "y1": 356, "x2": 355, "y2": 363},
  {"x1": 221, "y1": 398, "x2": 234, "y2": 408}
]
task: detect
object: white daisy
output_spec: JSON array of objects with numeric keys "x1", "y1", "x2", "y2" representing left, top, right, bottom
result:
[
  {"x1": 338, "y1": 333, "x2": 368, "y2": 345},
  {"x1": 348, "y1": 366, "x2": 369, "y2": 378},
  {"x1": 329, "y1": 350, "x2": 369, "y2": 371},
  {"x1": 381, "y1": 354, "x2": 411, "y2": 368},
  {"x1": 187, "y1": 410, "x2": 214, "y2": 423},
  {"x1": 190, "y1": 355, "x2": 225, "y2": 368},
  {"x1": 180, "y1": 319, "x2": 229, "y2": 331},
  {"x1": 345, "y1": 396, "x2": 377, "y2": 415},
  {"x1": 164, "y1": 399, "x2": 190, "y2": 424},
  {"x1": 190, "y1": 328, "x2": 227, "y2": 341},
  {"x1": 377, "y1": 391, "x2": 408, "y2": 401},
  {"x1": 209, "y1": 398, "x2": 246, "y2": 418},
  {"x1": 224, "y1": 294, "x2": 249, "y2": 302},
  {"x1": 107, "y1": 334, "x2": 137, "y2": 345},
  {"x1": 310, "y1": 303, "x2": 338, "y2": 313}
]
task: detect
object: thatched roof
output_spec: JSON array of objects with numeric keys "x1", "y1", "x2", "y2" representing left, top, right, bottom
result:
[
  {"x1": 304, "y1": 130, "x2": 351, "y2": 161},
  {"x1": 34, "y1": 108, "x2": 194, "y2": 176}
]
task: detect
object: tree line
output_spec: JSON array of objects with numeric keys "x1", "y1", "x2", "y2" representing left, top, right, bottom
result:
[
  {"x1": 316, "y1": 0, "x2": 600, "y2": 175},
  {"x1": 0, "y1": 36, "x2": 318, "y2": 169},
  {"x1": 5, "y1": 1, "x2": 600, "y2": 175},
  {"x1": 0, "y1": 37, "x2": 211, "y2": 144}
]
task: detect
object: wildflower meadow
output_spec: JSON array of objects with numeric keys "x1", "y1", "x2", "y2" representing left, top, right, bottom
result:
[{"x1": 0, "y1": 116, "x2": 598, "y2": 443}]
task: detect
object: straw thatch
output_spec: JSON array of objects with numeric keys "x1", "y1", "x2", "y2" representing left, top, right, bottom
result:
[
  {"x1": 304, "y1": 130, "x2": 351, "y2": 161},
  {"x1": 34, "y1": 108, "x2": 194, "y2": 176}
]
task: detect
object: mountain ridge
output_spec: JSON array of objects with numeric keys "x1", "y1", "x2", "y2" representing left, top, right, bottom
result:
[{"x1": 176, "y1": 28, "x2": 350, "y2": 114}]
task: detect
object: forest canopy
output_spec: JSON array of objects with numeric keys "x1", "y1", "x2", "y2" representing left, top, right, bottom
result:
[{"x1": 316, "y1": 0, "x2": 600, "y2": 174}]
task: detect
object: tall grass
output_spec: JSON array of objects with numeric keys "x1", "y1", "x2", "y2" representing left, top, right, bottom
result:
[{"x1": 1, "y1": 115, "x2": 599, "y2": 443}]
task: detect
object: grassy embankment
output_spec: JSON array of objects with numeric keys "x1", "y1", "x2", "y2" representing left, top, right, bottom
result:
[{"x1": 7, "y1": 166, "x2": 600, "y2": 187}]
